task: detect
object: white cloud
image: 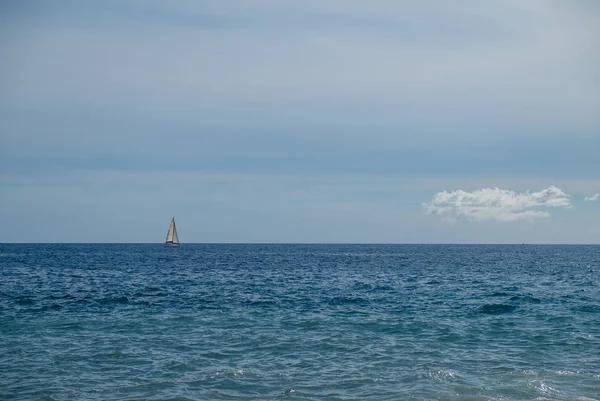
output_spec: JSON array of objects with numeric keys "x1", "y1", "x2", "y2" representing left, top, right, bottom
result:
[
  {"x1": 584, "y1": 193, "x2": 599, "y2": 202},
  {"x1": 423, "y1": 185, "x2": 571, "y2": 222}
]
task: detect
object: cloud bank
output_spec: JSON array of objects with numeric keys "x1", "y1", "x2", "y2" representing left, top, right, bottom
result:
[
  {"x1": 424, "y1": 186, "x2": 571, "y2": 222},
  {"x1": 585, "y1": 193, "x2": 599, "y2": 202}
]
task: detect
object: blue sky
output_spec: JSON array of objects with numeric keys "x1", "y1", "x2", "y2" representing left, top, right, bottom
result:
[{"x1": 1, "y1": 0, "x2": 599, "y2": 243}]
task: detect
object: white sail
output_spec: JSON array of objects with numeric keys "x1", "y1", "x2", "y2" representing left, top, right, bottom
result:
[
  {"x1": 172, "y1": 220, "x2": 179, "y2": 244},
  {"x1": 165, "y1": 218, "x2": 179, "y2": 246}
]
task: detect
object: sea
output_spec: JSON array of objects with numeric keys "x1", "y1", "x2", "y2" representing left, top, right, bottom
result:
[{"x1": 1, "y1": 244, "x2": 599, "y2": 401}]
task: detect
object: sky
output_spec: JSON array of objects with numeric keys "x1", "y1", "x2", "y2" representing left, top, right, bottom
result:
[{"x1": 1, "y1": 0, "x2": 599, "y2": 243}]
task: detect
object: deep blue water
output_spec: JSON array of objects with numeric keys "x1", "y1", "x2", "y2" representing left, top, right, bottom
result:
[{"x1": 1, "y1": 244, "x2": 599, "y2": 400}]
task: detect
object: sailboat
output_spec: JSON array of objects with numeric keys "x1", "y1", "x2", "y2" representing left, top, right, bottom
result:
[{"x1": 164, "y1": 217, "x2": 180, "y2": 247}]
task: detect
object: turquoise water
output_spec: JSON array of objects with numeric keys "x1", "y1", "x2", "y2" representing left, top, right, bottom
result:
[{"x1": 1, "y1": 244, "x2": 599, "y2": 400}]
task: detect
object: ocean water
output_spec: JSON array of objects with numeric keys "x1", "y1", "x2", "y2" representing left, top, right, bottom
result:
[{"x1": 1, "y1": 244, "x2": 599, "y2": 401}]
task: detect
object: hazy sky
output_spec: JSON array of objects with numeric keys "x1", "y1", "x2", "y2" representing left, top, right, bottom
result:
[{"x1": 1, "y1": 0, "x2": 599, "y2": 243}]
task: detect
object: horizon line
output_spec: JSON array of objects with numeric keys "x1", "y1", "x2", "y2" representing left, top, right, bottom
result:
[{"x1": 1, "y1": 242, "x2": 598, "y2": 246}]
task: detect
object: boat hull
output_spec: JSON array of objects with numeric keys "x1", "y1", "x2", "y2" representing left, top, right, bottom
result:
[{"x1": 164, "y1": 242, "x2": 180, "y2": 247}]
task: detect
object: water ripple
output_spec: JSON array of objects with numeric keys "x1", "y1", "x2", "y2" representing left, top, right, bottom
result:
[{"x1": 1, "y1": 244, "x2": 599, "y2": 400}]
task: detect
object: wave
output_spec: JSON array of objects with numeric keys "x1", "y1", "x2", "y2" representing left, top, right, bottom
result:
[
  {"x1": 328, "y1": 296, "x2": 371, "y2": 306},
  {"x1": 478, "y1": 303, "x2": 518, "y2": 314}
]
